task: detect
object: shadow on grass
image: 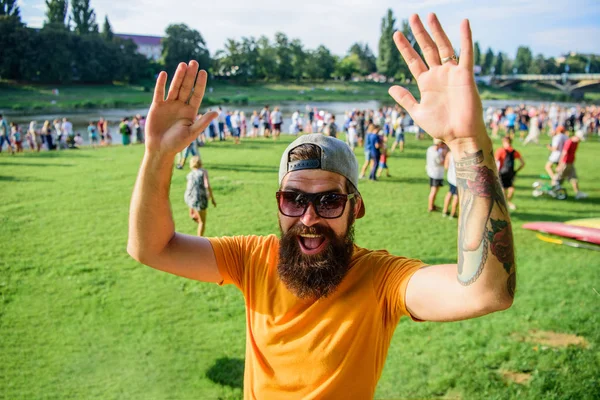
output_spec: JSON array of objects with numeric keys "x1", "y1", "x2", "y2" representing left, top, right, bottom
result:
[
  {"x1": 210, "y1": 164, "x2": 279, "y2": 174},
  {"x1": 0, "y1": 175, "x2": 53, "y2": 182},
  {"x1": 18, "y1": 151, "x2": 91, "y2": 158},
  {"x1": 206, "y1": 357, "x2": 244, "y2": 389},
  {"x1": 513, "y1": 209, "x2": 598, "y2": 223},
  {"x1": 0, "y1": 161, "x2": 73, "y2": 167}
]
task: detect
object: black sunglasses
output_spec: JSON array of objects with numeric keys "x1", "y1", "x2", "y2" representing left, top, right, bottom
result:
[{"x1": 276, "y1": 190, "x2": 355, "y2": 219}]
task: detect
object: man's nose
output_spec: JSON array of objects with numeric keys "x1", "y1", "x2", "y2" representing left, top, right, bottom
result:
[{"x1": 300, "y1": 203, "x2": 321, "y2": 227}]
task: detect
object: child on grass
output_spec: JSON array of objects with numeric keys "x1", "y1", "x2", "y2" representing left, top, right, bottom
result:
[
  {"x1": 184, "y1": 156, "x2": 216, "y2": 236},
  {"x1": 377, "y1": 138, "x2": 391, "y2": 178}
]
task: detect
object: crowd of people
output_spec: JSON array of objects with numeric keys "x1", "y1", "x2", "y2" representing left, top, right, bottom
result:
[
  {"x1": 1, "y1": 102, "x2": 596, "y2": 215},
  {"x1": 0, "y1": 114, "x2": 147, "y2": 153}
]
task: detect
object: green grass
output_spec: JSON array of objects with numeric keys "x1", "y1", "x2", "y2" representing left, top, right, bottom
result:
[
  {"x1": 2, "y1": 80, "x2": 597, "y2": 113},
  {"x1": 1, "y1": 134, "x2": 599, "y2": 399}
]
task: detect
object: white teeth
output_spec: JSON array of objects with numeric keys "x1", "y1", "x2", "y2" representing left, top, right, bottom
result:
[{"x1": 299, "y1": 234, "x2": 322, "y2": 238}]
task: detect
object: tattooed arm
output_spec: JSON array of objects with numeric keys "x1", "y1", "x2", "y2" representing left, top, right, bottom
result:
[{"x1": 389, "y1": 14, "x2": 515, "y2": 321}]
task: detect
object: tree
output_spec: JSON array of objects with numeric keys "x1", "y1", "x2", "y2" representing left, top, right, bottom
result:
[
  {"x1": 348, "y1": 42, "x2": 376, "y2": 75},
  {"x1": 161, "y1": 23, "x2": 210, "y2": 75},
  {"x1": 494, "y1": 52, "x2": 504, "y2": 75},
  {"x1": 256, "y1": 35, "x2": 277, "y2": 80},
  {"x1": 377, "y1": 9, "x2": 401, "y2": 78},
  {"x1": 473, "y1": 41, "x2": 481, "y2": 67},
  {"x1": 514, "y1": 46, "x2": 533, "y2": 73},
  {"x1": 70, "y1": 0, "x2": 97, "y2": 35},
  {"x1": 483, "y1": 47, "x2": 494, "y2": 74},
  {"x1": 274, "y1": 32, "x2": 292, "y2": 80},
  {"x1": 0, "y1": 0, "x2": 20, "y2": 17},
  {"x1": 0, "y1": 12, "x2": 29, "y2": 79},
  {"x1": 289, "y1": 38, "x2": 306, "y2": 81},
  {"x1": 45, "y1": 0, "x2": 68, "y2": 27},
  {"x1": 306, "y1": 45, "x2": 336, "y2": 80},
  {"x1": 101, "y1": 15, "x2": 113, "y2": 41},
  {"x1": 334, "y1": 54, "x2": 361, "y2": 80}
]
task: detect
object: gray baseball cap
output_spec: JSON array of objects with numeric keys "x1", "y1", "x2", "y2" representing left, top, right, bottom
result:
[{"x1": 278, "y1": 134, "x2": 365, "y2": 218}]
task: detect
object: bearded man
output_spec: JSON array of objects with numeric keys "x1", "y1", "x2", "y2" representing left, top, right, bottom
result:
[{"x1": 128, "y1": 13, "x2": 516, "y2": 399}]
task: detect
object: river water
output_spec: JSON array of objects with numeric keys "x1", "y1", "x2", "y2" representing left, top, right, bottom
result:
[{"x1": 2, "y1": 99, "x2": 586, "y2": 145}]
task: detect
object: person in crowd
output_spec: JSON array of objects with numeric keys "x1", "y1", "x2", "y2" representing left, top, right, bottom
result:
[
  {"x1": 367, "y1": 124, "x2": 382, "y2": 181},
  {"x1": 62, "y1": 117, "x2": 74, "y2": 148},
  {"x1": 325, "y1": 115, "x2": 338, "y2": 138},
  {"x1": 426, "y1": 139, "x2": 447, "y2": 212},
  {"x1": 346, "y1": 115, "x2": 358, "y2": 151},
  {"x1": 523, "y1": 109, "x2": 541, "y2": 145},
  {"x1": 251, "y1": 110, "x2": 260, "y2": 137},
  {"x1": 240, "y1": 111, "x2": 247, "y2": 138},
  {"x1": 184, "y1": 155, "x2": 217, "y2": 236},
  {"x1": 377, "y1": 137, "x2": 391, "y2": 178},
  {"x1": 88, "y1": 121, "x2": 99, "y2": 148},
  {"x1": 495, "y1": 136, "x2": 525, "y2": 211},
  {"x1": 133, "y1": 117, "x2": 144, "y2": 144},
  {"x1": 271, "y1": 107, "x2": 283, "y2": 139},
  {"x1": 231, "y1": 110, "x2": 241, "y2": 145},
  {"x1": 545, "y1": 125, "x2": 568, "y2": 179},
  {"x1": 41, "y1": 120, "x2": 54, "y2": 150},
  {"x1": 0, "y1": 114, "x2": 13, "y2": 154},
  {"x1": 120, "y1": 117, "x2": 132, "y2": 146},
  {"x1": 391, "y1": 110, "x2": 406, "y2": 152},
  {"x1": 74, "y1": 133, "x2": 84, "y2": 147},
  {"x1": 217, "y1": 107, "x2": 226, "y2": 141},
  {"x1": 260, "y1": 105, "x2": 271, "y2": 138},
  {"x1": 442, "y1": 152, "x2": 458, "y2": 219},
  {"x1": 552, "y1": 134, "x2": 587, "y2": 199},
  {"x1": 11, "y1": 122, "x2": 23, "y2": 152}
]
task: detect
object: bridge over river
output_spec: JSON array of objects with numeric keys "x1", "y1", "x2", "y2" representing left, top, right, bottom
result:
[{"x1": 477, "y1": 73, "x2": 600, "y2": 99}]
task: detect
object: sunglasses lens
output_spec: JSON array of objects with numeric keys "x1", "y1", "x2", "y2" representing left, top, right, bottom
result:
[
  {"x1": 316, "y1": 194, "x2": 346, "y2": 218},
  {"x1": 279, "y1": 192, "x2": 307, "y2": 217}
]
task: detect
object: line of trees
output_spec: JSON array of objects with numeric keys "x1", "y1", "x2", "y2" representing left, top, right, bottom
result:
[
  {"x1": 0, "y1": 0, "x2": 155, "y2": 83},
  {"x1": 1, "y1": 2, "x2": 598, "y2": 84}
]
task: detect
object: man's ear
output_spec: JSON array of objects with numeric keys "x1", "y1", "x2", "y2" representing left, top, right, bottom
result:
[{"x1": 353, "y1": 196, "x2": 363, "y2": 218}]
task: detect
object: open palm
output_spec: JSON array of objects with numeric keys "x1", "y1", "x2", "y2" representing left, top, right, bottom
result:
[
  {"x1": 389, "y1": 14, "x2": 486, "y2": 143},
  {"x1": 145, "y1": 61, "x2": 217, "y2": 156}
]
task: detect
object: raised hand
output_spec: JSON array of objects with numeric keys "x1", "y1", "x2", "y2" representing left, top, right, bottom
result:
[
  {"x1": 145, "y1": 61, "x2": 217, "y2": 157},
  {"x1": 389, "y1": 14, "x2": 486, "y2": 144}
]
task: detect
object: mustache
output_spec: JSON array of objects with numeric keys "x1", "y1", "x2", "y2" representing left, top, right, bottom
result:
[{"x1": 287, "y1": 223, "x2": 333, "y2": 237}]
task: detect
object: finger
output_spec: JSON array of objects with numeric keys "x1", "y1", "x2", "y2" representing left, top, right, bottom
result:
[
  {"x1": 153, "y1": 71, "x2": 167, "y2": 103},
  {"x1": 190, "y1": 111, "x2": 218, "y2": 137},
  {"x1": 392, "y1": 31, "x2": 427, "y2": 79},
  {"x1": 166, "y1": 62, "x2": 187, "y2": 101},
  {"x1": 409, "y1": 14, "x2": 441, "y2": 67},
  {"x1": 427, "y1": 13, "x2": 456, "y2": 63},
  {"x1": 178, "y1": 60, "x2": 199, "y2": 103},
  {"x1": 388, "y1": 86, "x2": 418, "y2": 115},
  {"x1": 459, "y1": 19, "x2": 473, "y2": 70},
  {"x1": 188, "y1": 69, "x2": 208, "y2": 110}
]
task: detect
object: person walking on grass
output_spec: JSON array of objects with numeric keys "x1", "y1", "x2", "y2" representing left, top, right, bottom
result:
[
  {"x1": 426, "y1": 139, "x2": 447, "y2": 212},
  {"x1": 41, "y1": 120, "x2": 55, "y2": 150},
  {"x1": 552, "y1": 134, "x2": 587, "y2": 199},
  {"x1": 367, "y1": 124, "x2": 382, "y2": 180},
  {"x1": 0, "y1": 114, "x2": 14, "y2": 154},
  {"x1": 495, "y1": 136, "x2": 525, "y2": 211},
  {"x1": 128, "y1": 15, "x2": 515, "y2": 398},
  {"x1": 545, "y1": 125, "x2": 567, "y2": 179},
  {"x1": 377, "y1": 137, "x2": 391, "y2": 178},
  {"x1": 184, "y1": 155, "x2": 216, "y2": 236},
  {"x1": 442, "y1": 152, "x2": 458, "y2": 218},
  {"x1": 10, "y1": 123, "x2": 23, "y2": 153},
  {"x1": 390, "y1": 110, "x2": 406, "y2": 152}
]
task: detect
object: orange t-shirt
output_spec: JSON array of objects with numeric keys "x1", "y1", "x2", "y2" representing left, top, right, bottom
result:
[{"x1": 208, "y1": 234, "x2": 424, "y2": 399}]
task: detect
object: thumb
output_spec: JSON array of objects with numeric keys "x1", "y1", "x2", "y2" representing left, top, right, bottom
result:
[
  {"x1": 388, "y1": 86, "x2": 418, "y2": 116},
  {"x1": 190, "y1": 111, "x2": 218, "y2": 137}
]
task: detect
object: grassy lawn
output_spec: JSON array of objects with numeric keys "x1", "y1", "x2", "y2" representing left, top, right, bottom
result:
[
  {"x1": 2, "y1": 79, "x2": 598, "y2": 113},
  {"x1": 0, "y1": 133, "x2": 599, "y2": 399}
]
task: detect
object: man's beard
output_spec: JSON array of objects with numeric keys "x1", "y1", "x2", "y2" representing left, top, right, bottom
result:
[{"x1": 278, "y1": 214, "x2": 355, "y2": 300}]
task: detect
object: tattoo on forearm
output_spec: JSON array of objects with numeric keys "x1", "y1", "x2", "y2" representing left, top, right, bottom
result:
[
  {"x1": 455, "y1": 147, "x2": 514, "y2": 288},
  {"x1": 507, "y1": 271, "x2": 516, "y2": 298}
]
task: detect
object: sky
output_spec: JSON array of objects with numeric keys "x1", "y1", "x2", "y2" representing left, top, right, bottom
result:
[{"x1": 17, "y1": 0, "x2": 600, "y2": 59}]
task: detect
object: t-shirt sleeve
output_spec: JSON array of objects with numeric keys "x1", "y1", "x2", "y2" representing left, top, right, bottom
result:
[
  {"x1": 207, "y1": 235, "x2": 274, "y2": 291},
  {"x1": 371, "y1": 251, "x2": 426, "y2": 325}
]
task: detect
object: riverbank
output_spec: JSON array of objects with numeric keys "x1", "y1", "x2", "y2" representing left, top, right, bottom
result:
[{"x1": 1, "y1": 80, "x2": 598, "y2": 114}]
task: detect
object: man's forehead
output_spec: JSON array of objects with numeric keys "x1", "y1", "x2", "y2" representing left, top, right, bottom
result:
[{"x1": 281, "y1": 169, "x2": 346, "y2": 190}]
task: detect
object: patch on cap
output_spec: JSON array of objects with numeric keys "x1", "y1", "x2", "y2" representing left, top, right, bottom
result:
[{"x1": 288, "y1": 158, "x2": 320, "y2": 172}]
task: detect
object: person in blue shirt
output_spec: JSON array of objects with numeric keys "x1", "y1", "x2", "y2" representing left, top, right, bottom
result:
[{"x1": 367, "y1": 125, "x2": 382, "y2": 181}]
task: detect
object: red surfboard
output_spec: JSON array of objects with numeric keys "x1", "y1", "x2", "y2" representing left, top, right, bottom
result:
[{"x1": 523, "y1": 222, "x2": 600, "y2": 245}]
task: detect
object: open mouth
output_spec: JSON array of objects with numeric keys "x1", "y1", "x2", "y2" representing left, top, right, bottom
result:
[{"x1": 297, "y1": 233, "x2": 329, "y2": 255}]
